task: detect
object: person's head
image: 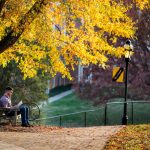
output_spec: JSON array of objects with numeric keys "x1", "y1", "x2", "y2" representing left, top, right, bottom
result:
[{"x1": 5, "y1": 86, "x2": 13, "y2": 97}]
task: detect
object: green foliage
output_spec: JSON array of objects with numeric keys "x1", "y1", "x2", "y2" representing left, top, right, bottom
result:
[
  {"x1": 49, "y1": 84, "x2": 72, "y2": 97},
  {"x1": 0, "y1": 61, "x2": 48, "y2": 104}
]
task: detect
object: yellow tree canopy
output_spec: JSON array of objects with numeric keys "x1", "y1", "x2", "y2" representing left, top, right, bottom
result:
[{"x1": 0, "y1": 0, "x2": 149, "y2": 79}]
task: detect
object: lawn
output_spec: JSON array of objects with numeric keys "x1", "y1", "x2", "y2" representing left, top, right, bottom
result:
[
  {"x1": 104, "y1": 124, "x2": 150, "y2": 150},
  {"x1": 38, "y1": 93, "x2": 150, "y2": 127},
  {"x1": 39, "y1": 93, "x2": 102, "y2": 127},
  {"x1": 41, "y1": 93, "x2": 98, "y2": 116},
  {"x1": 106, "y1": 100, "x2": 150, "y2": 125}
]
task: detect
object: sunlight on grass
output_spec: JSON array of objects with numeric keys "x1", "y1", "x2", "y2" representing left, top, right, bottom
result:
[
  {"x1": 39, "y1": 93, "x2": 101, "y2": 126},
  {"x1": 41, "y1": 93, "x2": 98, "y2": 117}
]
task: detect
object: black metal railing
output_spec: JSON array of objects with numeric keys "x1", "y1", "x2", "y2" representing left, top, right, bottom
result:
[{"x1": 34, "y1": 101, "x2": 150, "y2": 127}]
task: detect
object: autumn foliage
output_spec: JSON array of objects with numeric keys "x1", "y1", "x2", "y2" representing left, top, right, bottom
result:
[
  {"x1": 0, "y1": 0, "x2": 149, "y2": 79},
  {"x1": 104, "y1": 125, "x2": 150, "y2": 150}
]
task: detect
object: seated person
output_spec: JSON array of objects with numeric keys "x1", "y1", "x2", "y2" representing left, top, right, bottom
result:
[{"x1": 0, "y1": 86, "x2": 32, "y2": 127}]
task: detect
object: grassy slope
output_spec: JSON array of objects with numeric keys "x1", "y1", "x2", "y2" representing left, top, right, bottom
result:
[
  {"x1": 104, "y1": 124, "x2": 150, "y2": 150},
  {"x1": 41, "y1": 93, "x2": 98, "y2": 117},
  {"x1": 40, "y1": 93, "x2": 101, "y2": 126},
  {"x1": 40, "y1": 93, "x2": 150, "y2": 126}
]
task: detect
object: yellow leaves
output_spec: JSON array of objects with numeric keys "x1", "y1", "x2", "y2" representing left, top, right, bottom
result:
[
  {"x1": 19, "y1": 58, "x2": 37, "y2": 79},
  {"x1": 134, "y1": 0, "x2": 150, "y2": 9},
  {"x1": 104, "y1": 125, "x2": 150, "y2": 150},
  {"x1": 0, "y1": 48, "x2": 15, "y2": 67},
  {"x1": 0, "y1": 0, "x2": 149, "y2": 79}
]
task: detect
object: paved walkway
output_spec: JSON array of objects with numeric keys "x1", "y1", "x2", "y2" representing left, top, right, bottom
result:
[
  {"x1": 0, "y1": 90, "x2": 74, "y2": 149},
  {"x1": 39, "y1": 90, "x2": 73, "y2": 108},
  {"x1": 0, "y1": 141, "x2": 26, "y2": 150},
  {"x1": 0, "y1": 126, "x2": 122, "y2": 150}
]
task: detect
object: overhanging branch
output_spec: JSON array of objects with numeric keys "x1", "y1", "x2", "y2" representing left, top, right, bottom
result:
[
  {"x1": 0, "y1": 0, "x2": 6, "y2": 13},
  {"x1": 0, "y1": 0, "x2": 48, "y2": 54}
]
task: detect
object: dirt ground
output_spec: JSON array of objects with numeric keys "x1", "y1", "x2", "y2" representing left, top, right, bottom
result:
[{"x1": 0, "y1": 125, "x2": 123, "y2": 150}]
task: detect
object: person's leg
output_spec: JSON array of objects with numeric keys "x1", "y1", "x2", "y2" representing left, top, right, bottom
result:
[
  {"x1": 25, "y1": 107, "x2": 29, "y2": 124},
  {"x1": 20, "y1": 107, "x2": 27, "y2": 125},
  {"x1": 25, "y1": 107, "x2": 33, "y2": 126}
]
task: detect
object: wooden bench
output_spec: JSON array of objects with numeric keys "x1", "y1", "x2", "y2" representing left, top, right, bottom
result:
[
  {"x1": 0, "y1": 103, "x2": 40, "y2": 126},
  {"x1": 0, "y1": 108, "x2": 18, "y2": 125}
]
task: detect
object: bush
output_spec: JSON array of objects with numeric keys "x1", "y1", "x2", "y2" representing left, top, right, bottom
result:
[{"x1": 49, "y1": 84, "x2": 72, "y2": 97}]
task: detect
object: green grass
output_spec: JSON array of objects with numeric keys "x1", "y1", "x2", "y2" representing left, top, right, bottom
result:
[
  {"x1": 39, "y1": 93, "x2": 102, "y2": 126},
  {"x1": 41, "y1": 93, "x2": 98, "y2": 116},
  {"x1": 38, "y1": 93, "x2": 150, "y2": 127},
  {"x1": 106, "y1": 101, "x2": 150, "y2": 125},
  {"x1": 104, "y1": 124, "x2": 150, "y2": 150}
]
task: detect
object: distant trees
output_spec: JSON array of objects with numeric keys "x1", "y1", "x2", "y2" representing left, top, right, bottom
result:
[{"x1": 75, "y1": 7, "x2": 150, "y2": 104}]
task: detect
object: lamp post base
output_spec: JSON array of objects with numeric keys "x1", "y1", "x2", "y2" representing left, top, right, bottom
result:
[{"x1": 122, "y1": 115, "x2": 128, "y2": 125}]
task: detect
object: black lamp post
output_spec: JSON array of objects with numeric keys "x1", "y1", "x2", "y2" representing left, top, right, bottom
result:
[{"x1": 122, "y1": 40, "x2": 133, "y2": 125}]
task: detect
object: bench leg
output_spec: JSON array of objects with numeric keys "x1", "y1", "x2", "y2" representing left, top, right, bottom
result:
[{"x1": 14, "y1": 110, "x2": 17, "y2": 126}]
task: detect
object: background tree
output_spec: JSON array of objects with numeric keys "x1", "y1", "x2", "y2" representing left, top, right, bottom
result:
[
  {"x1": 75, "y1": 6, "x2": 150, "y2": 105},
  {"x1": 0, "y1": 61, "x2": 48, "y2": 104}
]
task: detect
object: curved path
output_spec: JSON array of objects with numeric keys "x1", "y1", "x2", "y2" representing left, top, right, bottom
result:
[{"x1": 0, "y1": 126, "x2": 122, "y2": 150}]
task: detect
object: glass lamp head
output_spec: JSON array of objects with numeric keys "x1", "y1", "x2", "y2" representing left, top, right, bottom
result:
[{"x1": 124, "y1": 40, "x2": 133, "y2": 58}]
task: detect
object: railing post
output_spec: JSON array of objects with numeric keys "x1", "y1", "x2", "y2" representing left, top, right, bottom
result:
[
  {"x1": 60, "y1": 116, "x2": 62, "y2": 127},
  {"x1": 104, "y1": 104, "x2": 107, "y2": 125},
  {"x1": 35, "y1": 119, "x2": 38, "y2": 125},
  {"x1": 131, "y1": 102, "x2": 134, "y2": 124},
  {"x1": 84, "y1": 112, "x2": 87, "y2": 127}
]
